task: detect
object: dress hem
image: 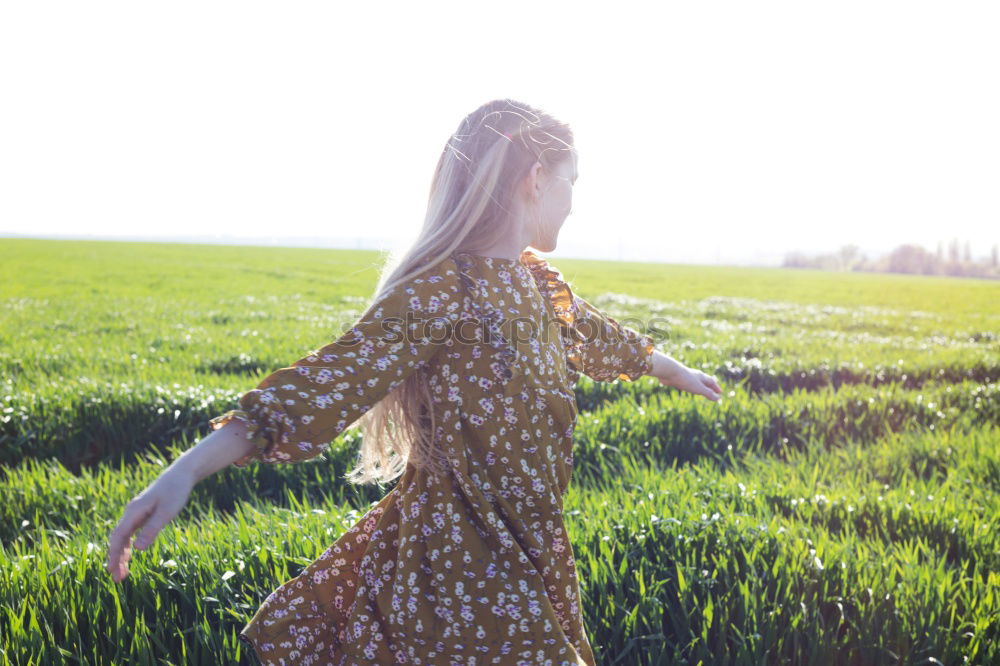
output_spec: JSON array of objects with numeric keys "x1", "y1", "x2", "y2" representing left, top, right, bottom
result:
[{"x1": 238, "y1": 631, "x2": 265, "y2": 666}]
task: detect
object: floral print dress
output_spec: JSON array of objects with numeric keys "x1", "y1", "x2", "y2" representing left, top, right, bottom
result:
[{"x1": 209, "y1": 249, "x2": 656, "y2": 666}]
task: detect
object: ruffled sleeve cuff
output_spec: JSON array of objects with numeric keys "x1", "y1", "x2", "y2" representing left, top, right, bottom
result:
[
  {"x1": 618, "y1": 333, "x2": 656, "y2": 382},
  {"x1": 208, "y1": 408, "x2": 273, "y2": 468}
]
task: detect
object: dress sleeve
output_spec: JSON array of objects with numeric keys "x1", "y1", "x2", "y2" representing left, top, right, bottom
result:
[
  {"x1": 522, "y1": 250, "x2": 655, "y2": 383},
  {"x1": 208, "y1": 257, "x2": 463, "y2": 467}
]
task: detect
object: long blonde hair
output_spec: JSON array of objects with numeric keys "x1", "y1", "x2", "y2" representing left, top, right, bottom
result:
[{"x1": 342, "y1": 98, "x2": 575, "y2": 487}]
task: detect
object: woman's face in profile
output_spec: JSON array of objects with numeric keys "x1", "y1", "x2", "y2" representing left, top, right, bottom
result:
[{"x1": 530, "y1": 150, "x2": 577, "y2": 252}]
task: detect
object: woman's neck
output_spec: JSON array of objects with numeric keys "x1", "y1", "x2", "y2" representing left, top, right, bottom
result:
[{"x1": 465, "y1": 239, "x2": 534, "y2": 262}]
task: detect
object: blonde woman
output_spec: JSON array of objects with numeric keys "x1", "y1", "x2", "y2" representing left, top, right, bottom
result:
[{"x1": 106, "y1": 98, "x2": 722, "y2": 665}]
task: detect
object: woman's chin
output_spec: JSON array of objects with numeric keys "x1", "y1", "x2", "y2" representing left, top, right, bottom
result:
[{"x1": 534, "y1": 237, "x2": 558, "y2": 253}]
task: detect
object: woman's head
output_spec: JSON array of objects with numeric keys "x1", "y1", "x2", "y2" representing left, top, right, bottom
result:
[
  {"x1": 344, "y1": 99, "x2": 575, "y2": 486},
  {"x1": 522, "y1": 142, "x2": 578, "y2": 253},
  {"x1": 429, "y1": 98, "x2": 577, "y2": 259},
  {"x1": 369, "y1": 98, "x2": 577, "y2": 300}
]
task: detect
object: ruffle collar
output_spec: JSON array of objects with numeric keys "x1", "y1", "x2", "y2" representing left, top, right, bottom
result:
[
  {"x1": 451, "y1": 249, "x2": 579, "y2": 330},
  {"x1": 520, "y1": 249, "x2": 578, "y2": 330}
]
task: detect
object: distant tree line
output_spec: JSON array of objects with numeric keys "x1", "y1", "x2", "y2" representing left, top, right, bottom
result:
[{"x1": 782, "y1": 239, "x2": 999, "y2": 279}]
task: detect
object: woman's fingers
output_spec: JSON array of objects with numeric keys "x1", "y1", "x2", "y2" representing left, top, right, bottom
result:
[
  {"x1": 105, "y1": 472, "x2": 195, "y2": 583},
  {"x1": 106, "y1": 499, "x2": 154, "y2": 582},
  {"x1": 701, "y1": 373, "x2": 722, "y2": 401},
  {"x1": 134, "y1": 513, "x2": 168, "y2": 550}
]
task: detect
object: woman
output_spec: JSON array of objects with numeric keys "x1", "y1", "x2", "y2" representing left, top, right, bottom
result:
[{"x1": 106, "y1": 98, "x2": 722, "y2": 665}]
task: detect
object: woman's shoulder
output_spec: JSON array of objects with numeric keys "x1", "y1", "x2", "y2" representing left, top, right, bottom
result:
[
  {"x1": 382, "y1": 253, "x2": 463, "y2": 292},
  {"x1": 411, "y1": 253, "x2": 463, "y2": 287}
]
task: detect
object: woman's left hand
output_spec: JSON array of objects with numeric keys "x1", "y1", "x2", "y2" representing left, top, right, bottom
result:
[{"x1": 658, "y1": 365, "x2": 722, "y2": 402}]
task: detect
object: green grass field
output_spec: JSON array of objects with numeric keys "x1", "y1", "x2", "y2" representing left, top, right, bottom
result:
[{"x1": 2, "y1": 238, "x2": 998, "y2": 665}]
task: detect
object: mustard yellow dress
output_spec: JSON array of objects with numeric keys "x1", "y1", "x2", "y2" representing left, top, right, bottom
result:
[{"x1": 209, "y1": 249, "x2": 655, "y2": 666}]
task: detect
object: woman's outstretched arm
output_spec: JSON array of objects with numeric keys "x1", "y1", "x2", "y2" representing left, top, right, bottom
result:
[
  {"x1": 106, "y1": 256, "x2": 463, "y2": 583},
  {"x1": 522, "y1": 250, "x2": 721, "y2": 399},
  {"x1": 105, "y1": 419, "x2": 257, "y2": 583},
  {"x1": 206, "y1": 258, "x2": 462, "y2": 468},
  {"x1": 561, "y1": 286, "x2": 723, "y2": 401}
]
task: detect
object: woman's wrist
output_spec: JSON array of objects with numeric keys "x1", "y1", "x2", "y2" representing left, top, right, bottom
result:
[
  {"x1": 167, "y1": 419, "x2": 258, "y2": 484},
  {"x1": 649, "y1": 350, "x2": 686, "y2": 386}
]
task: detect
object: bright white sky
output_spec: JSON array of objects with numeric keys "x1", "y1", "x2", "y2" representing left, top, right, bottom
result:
[{"x1": 1, "y1": 1, "x2": 997, "y2": 266}]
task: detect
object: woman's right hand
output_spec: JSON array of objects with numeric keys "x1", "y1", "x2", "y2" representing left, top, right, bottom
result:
[{"x1": 105, "y1": 467, "x2": 195, "y2": 583}]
